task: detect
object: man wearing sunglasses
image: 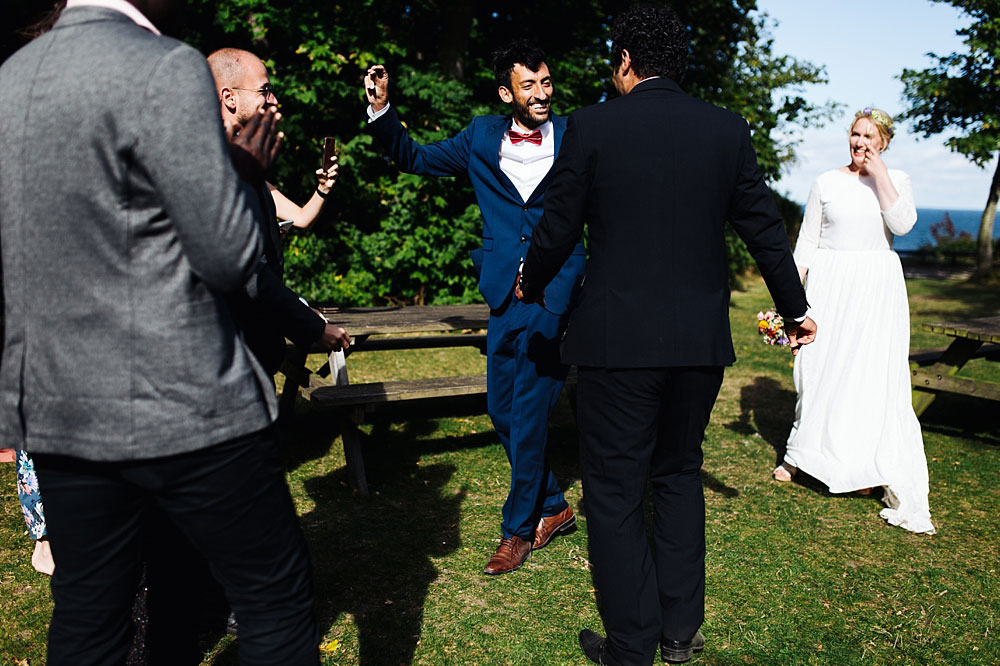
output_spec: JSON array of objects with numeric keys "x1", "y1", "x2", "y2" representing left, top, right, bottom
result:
[{"x1": 210, "y1": 48, "x2": 337, "y2": 232}]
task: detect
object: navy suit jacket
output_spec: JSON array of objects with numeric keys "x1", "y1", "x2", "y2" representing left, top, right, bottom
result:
[{"x1": 368, "y1": 106, "x2": 585, "y2": 314}]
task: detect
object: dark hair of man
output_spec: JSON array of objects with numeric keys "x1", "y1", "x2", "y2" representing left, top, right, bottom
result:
[
  {"x1": 492, "y1": 40, "x2": 547, "y2": 90},
  {"x1": 20, "y1": 1, "x2": 66, "y2": 39},
  {"x1": 609, "y1": 5, "x2": 688, "y2": 82}
]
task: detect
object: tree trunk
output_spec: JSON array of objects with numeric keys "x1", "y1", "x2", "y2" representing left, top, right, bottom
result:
[
  {"x1": 972, "y1": 153, "x2": 1000, "y2": 281},
  {"x1": 436, "y1": 0, "x2": 473, "y2": 81}
]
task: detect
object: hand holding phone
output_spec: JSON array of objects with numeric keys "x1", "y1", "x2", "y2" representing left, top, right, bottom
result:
[{"x1": 322, "y1": 137, "x2": 337, "y2": 172}]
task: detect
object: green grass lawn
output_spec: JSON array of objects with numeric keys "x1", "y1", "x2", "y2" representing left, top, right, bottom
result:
[{"x1": 2, "y1": 274, "x2": 998, "y2": 665}]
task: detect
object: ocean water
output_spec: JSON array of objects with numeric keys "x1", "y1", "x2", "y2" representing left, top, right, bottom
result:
[{"x1": 894, "y1": 208, "x2": 1000, "y2": 252}]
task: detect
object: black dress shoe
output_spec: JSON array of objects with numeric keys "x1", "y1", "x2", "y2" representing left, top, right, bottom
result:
[
  {"x1": 660, "y1": 630, "x2": 705, "y2": 663},
  {"x1": 579, "y1": 629, "x2": 622, "y2": 666}
]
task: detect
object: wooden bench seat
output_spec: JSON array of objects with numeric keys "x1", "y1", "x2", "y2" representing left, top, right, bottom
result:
[
  {"x1": 909, "y1": 342, "x2": 1000, "y2": 366},
  {"x1": 302, "y1": 369, "x2": 577, "y2": 496},
  {"x1": 307, "y1": 374, "x2": 488, "y2": 408},
  {"x1": 909, "y1": 342, "x2": 1000, "y2": 415}
]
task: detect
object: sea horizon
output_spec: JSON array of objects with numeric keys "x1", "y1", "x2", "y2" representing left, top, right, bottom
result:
[{"x1": 896, "y1": 208, "x2": 1000, "y2": 252}]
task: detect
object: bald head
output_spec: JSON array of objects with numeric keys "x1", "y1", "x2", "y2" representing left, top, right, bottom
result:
[
  {"x1": 207, "y1": 48, "x2": 277, "y2": 127},
  {"x1": 207, "y1": 48, "x2": 256, "y2": 89}
]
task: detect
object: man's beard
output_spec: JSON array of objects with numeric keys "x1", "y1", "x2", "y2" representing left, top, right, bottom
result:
[{"x1": 512, "y1": 96, "x2": 551, "y2": 130}]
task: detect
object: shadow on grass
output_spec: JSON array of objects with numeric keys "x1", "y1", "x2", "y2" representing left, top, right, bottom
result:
[
  {"x1": 279, "y1": 408, "x2": 342, "y2": 474},
  {"x1": 214, "y1": 420, "x2": 470, "y2": 666},
  {"x1": 269, "y1": 398, "x2": 582, "y2": 666},
  {"x1": 726, "y1": 375, "x2": 796, "y2": 466},
  {"x1": 918, "y1": 393, "x2": 1000, "y2": 447},
  {"x1": 302, "y1": 459, "x2": 467, "y2": 666},
  {"x1": 909, "y1": 277, "x2": 1000, "y2": 320}
]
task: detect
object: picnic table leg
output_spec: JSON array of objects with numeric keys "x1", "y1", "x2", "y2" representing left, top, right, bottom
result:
[
  {"x1": 330, "y1": 350, "x2": 370, "y2": 497},
  {"x1": 278, "y1": 346, "x2": 310, "y2": 421},
  {"x1": 341, "y1": 406, "x2": 370, "y2": 497},
  {"x1": 911, "y1": 338, "x2": 983, "y2": 417}
]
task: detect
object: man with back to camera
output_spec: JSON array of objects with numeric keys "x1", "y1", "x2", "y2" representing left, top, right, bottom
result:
[
  {"x1": 0, "y1": 1, "x2": 322, "y2": 663},
  {"x1": 364, "y1": 41, "x2": 585, "y2": 575},
  {"x1": 207, "y1": 47, "x2": 350, "y2": 376},
  {"x1": 518, "y1": 6, "x2": 817, "y2": 664}
]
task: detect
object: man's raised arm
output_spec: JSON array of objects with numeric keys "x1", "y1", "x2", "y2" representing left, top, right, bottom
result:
[{"x1": 363, "y1": 64, "x2": 473, "y2": 177}]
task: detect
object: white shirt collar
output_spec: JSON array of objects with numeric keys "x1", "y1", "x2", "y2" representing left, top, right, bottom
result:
[{"x1": 65, "y1": 0, "x2": 161, "y2": 35}]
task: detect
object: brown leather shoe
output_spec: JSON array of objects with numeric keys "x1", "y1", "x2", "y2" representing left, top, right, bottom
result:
[
  {"x1": 483, "y1": 536, "x2": 531, "y2": 575},
  {"x1": 532, "y1": 506, "x2": 576, "y2": 550}
]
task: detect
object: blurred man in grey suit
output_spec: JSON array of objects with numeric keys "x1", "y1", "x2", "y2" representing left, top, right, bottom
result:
[{"x1": 0, "y1": 1, "x2": 319, "y2": 663}]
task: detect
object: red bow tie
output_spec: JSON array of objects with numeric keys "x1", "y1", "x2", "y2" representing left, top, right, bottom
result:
[{"x1": 507, "y1": 129, "x2": 543, "y2": 145}]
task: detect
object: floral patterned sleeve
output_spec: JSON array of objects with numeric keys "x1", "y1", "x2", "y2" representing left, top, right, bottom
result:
[{"x1": 16, "y1": 451, "x2": 47, "y2": 540}]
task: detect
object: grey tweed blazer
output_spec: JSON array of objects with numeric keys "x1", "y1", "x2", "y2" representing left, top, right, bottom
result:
[{"x1": 0, "y1": 7, "x2": 277, "y2": 460}]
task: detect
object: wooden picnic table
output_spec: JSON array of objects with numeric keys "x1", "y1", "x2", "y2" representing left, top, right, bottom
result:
[
  {"x1": 279, "y1": 303, "x2": 491, "y2": 410},
  {"x1": 278, "y1": 304, "x2": 491, "y2": 496},
  {"x1": 910, "y1": 315, "x2": 1000, "y2": 417},
  {"x1": 316, "y1": 304, "x2": 490, "y2": 338}
]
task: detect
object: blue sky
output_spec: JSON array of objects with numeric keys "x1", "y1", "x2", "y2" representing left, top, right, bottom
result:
[{"x1": 755, "y1": 0, "x2": 995, "y2": 210}]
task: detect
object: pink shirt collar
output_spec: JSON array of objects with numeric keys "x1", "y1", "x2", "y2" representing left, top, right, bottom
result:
[{"x1": 65, "y1": 0, "x2": 161, "y2": 35}]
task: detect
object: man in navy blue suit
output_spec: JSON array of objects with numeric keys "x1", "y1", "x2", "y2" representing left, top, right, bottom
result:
[{"x1": 365, "y1": 41, "x2": 585, "y2": 575}]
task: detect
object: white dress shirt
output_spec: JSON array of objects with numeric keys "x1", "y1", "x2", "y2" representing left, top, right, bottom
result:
[
  {"x1": 368, "y1": 103, "x2": 555, "y2": 202},
  {"x1": 499, "y1": 120, "x2": 554, "y2": 202},
  {"x1": 65, "y1": 0, "x2": 161, "y2": 34}
]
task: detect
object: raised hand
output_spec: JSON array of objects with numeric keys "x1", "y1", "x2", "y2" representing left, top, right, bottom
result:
[
  {"x1": 365, "y1": 65, "x2": 390, "y2": 112},
  {"x1": 315, "y1": 155, "x2": 338, "y2": 195},
  {"x1": 861, "y1": 141, "x2": 888, "y2": 179},
  {"x1": 226, "y1": 107, "x2": 283, "y2": 184}
]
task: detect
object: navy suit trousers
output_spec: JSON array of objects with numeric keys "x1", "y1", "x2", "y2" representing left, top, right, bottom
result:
[{"x1": 486, "y1": 297, "x2": 570, "y2": 539}]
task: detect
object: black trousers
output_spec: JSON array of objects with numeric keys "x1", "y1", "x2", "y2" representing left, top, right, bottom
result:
[
  {"x1": 33, "y1": 427, "x2": 318, "y2": 666},
  {"x1": 576, "y1": 366, "x2": 724, "y2": 666}
]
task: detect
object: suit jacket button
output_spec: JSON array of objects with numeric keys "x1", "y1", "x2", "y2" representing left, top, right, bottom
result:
[{"x1": 520, "y1": 235, "x2": 527, "y2": 243}]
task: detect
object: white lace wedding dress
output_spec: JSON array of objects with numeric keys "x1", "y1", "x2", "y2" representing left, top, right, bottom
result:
[{"x1": 784, "y1": 168, "x2": 936, "y2": 534}]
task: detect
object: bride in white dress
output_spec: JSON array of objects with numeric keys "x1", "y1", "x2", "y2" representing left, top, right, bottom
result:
[{"x1": 775, "y1": 108, "x2": 936, "y2": 535}]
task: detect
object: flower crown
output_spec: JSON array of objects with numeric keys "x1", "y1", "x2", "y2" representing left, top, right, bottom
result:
[{"x1": 855, "y1": 107, "x2": 895, "y2": 137}]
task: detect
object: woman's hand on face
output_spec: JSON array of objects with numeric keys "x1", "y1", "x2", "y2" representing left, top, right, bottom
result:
[{"x1": 862, "y1": 142, "x2": 888, "y2": 178}]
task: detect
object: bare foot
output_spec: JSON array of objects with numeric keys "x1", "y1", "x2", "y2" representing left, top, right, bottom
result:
[
  {"x1": 772, "y1": 463, "x2": 797, "y2": 482},
  {"x1": 31, "y1": 538, "x2": 54, "y2": 576}
]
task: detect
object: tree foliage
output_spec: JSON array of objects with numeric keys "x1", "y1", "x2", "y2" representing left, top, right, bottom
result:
[
  {"x1": 900, "y1": 0, "x2": 1000, "y2": 281},
  {"x1": 3, "y1": 1, "x2": 834, "y2": 305}
]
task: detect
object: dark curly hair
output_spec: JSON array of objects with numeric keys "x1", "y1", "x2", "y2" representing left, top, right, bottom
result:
[
  {"x1": 20, "y1": 1, "x2": 66, "y2": 39},
  {"x1": 491, "y1": 40, "x2": 547, "y2": 90},
  {"x1": 609, "y1": 5, "x2": 687, "y2": 82}
]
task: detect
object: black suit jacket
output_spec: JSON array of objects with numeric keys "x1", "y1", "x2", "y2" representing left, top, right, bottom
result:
[
  {"x1": 229, "y1": 186, "x2": 325, "y2": 375},
  {"x1": 521, "y1": 77, "x2": 807, "y2": 368}
]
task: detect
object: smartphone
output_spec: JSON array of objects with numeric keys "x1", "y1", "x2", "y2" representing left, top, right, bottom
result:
[
  {"x1": 322, "y1": 137, "x2": 337, "y2": 172},
  {"x1": 278, "y1": 219, "x2": 294, "y2": 230}
]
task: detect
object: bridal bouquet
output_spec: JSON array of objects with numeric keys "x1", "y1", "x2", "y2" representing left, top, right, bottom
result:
[{"x1": 756, "y1": 307, "x2": 789, "y2": 346}]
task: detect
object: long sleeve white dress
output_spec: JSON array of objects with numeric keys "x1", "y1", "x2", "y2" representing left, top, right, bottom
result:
[{"x1": 785, "y1": 168, "x2": 936, "y2": 534}]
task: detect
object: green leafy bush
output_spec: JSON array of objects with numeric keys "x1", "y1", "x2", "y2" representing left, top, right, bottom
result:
[{"x1": 172, "y1": 0, "x2": 833, "y2": 305}]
